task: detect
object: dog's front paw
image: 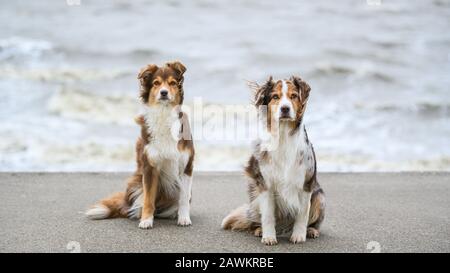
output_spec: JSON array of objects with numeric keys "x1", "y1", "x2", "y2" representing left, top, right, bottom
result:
[
  {"x1": 290, "y1": 233, "x2": 306, "y2": 244},
  {"x1": 177, "y1": 215, "x2": 192, "y2": 226},
  {"x1": 139, "y1": 217, "x2": 154, "y2": 229},
  {"x1": 261, "y1": 236, "x2": 277, "y2": 246}
]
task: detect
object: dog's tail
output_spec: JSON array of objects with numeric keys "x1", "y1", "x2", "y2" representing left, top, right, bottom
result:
[
  {"x1": 85, "y1": 192, "x2": 129, "y2": 220},
  {"x1": 85, "y1": 174, "x2": 142, "y2": 220},
  {"x1": 221, "y1": 204, "x2": 253, "y2": 231}
]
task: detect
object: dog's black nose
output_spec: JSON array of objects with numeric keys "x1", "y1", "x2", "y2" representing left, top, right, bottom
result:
[
  {"x1": 160, "y1": 90, "x2": 168, "y2": 97},
  {"x1": 281, "y1": 106, "x2": 290, "y2": 114}
]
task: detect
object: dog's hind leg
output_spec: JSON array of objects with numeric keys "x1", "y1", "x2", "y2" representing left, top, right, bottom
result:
[
  {"x1": 253, "y1": 226, "x2": 262, "y2": 237},
  {"x1": 307, "y1": 188, "x2": 325, "y2": 239}
]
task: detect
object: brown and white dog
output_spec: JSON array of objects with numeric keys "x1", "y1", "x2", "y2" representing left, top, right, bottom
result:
[
  {"x1": 222, "y1": 76, "x2": 325, "y2": 245},
  {"x1": 86, "y1": 61, "x2": 195, "y2": 229}
]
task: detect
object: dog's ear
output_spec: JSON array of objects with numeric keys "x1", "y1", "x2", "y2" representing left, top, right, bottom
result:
[
  {"x1": 166, "y1": 61, "x2": 186, "y2": 104},
  {"x1": 246, "y1": 80, "x2": 260, "y2": 93},
  {"x1": 138, "y1": 64, "x2": 158, "y2": 82},
  {"x1": 291, "y1": 76, "x2": 311, "y2": 103},
  {"x1": 166, "y1": 61, "x2": 187, "y2": 77},
  {"x1": 138, "y1": 64, "x2": 158, "y2": 102},
  {"x1": 254, "y1": 76, "x2": 274, "y2": 107}
]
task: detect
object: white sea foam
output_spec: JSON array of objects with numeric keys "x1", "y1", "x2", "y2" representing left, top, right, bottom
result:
[{"x1": 0, "y1": 37, "x2": 53, "y2": 61}]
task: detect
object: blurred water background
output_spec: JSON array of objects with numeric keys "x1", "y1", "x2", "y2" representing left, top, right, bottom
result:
[{"x1": 0, "y1": 0, "x2": 449, "y2": 172}]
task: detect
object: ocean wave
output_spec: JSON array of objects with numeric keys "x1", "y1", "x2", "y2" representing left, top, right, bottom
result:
[
  {"x1": 0, "y1": 66, "x2": 129, "y2": 82},
  {"x1": 0, "y1": 36, "x2": 53, "y2": 61},
  {"x1": 354, "y1": 101, "x2": 450, "y2": 116},
  {"x1": 41, "y1": 141, "x2": 135, "y2": 165},
  {"x1": 128, "y1": 48, "x2": 161, "y2": 58},
  {"x1": 318, "y1": 153, "x2": 450, "y2": 172},
  {"x1": 433, "y1": 0, "x2": 450, "y2": 7},
  {"x1": 46, "y1": 92, "x2": 262, "y2": 138},
  {"x1": 47, "y1": 89, "x2": 139, "y2": 125},
  {"x1": 313, "y1": 62, "x2": 353, "y2": 75},
  {"x1": 311, "y1": 62, "x2": 395, "y2": 82},
  {"x1": 3, "y1": 137, "x2": 449, "y2": 172},
  {"x1": 194, "y1": 145, "x2": 251, "y2": 171},
  {"x1": 55, "y1": 46, "x2": 161, "y2": 60},
  {"x1": 324, "y1": 48, "x2": 406, "y2": 65}
]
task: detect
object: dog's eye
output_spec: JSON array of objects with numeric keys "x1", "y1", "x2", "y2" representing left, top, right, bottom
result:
[
  {"x1": 272, "y1": 95, "x2": 280, "y2": 100},
  {"x1": 291, "y1": 93, "x2": 298, "y2": 99},
  {"x1": 169, "y1": 81, "x2": 177, "y2": 86},
  {"x1": 153, "y1": 81, "x2": 161, "y2": 86}
]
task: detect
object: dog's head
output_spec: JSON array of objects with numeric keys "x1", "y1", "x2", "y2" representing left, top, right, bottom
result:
[
  {"x1": 253, "y1": 76, "x2": 311, "y2": 130},
  {"x1": 138, "y1": 61, "x2": 187, "y2": 107}
]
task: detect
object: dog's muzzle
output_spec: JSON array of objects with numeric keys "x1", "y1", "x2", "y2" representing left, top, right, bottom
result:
[
  {"x1": 279, "y1": 105, "x2": 293, "y2": 119},
  {"x1": 159, "y1": 89, "x2": 169, "y2": 101}
]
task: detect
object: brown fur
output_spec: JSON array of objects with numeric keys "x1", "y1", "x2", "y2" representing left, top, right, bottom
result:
[
  {"x1": 267, "y1": 80, "x2": 301, "y2": 131},
  {"x1": 125, "y1": 173, "x2": 143, "y2": 206},
  {"x1": 253, "y1": 76, "x2": 311, "y2": 134},
  {"x1": 223, "y1": 75, "x2": 325, "y2": 241},
  {"x1": 97, "y1": 192, "x2": 128, "y2": 218},
  {"x1": 138, "y1": 61, "x2": 186, "y2": 106},
  {"x1": 140, "y1": 153, "x2": 158, "y2": 220},
  {"x1": 308, "y1": 188, "x2": 325, "y2": 230},
  {"x1": 291, "y1": 76, "x2": 311, "y2": 133},
  {"x1": 87, "y1": 61, "x2": 194, "y2": 222},
  {"x1": 254, "y1": 76, "x2": 274, "y2": 131},
  {"x1": 221, "y1": 204, "x2": 253, "y2": 231},
  {"x1": 177, "y1": 112, "x2": 195, "y2": 176},
  {"x1": 244, "y1": 155, "x2": 267, "y2": 201},
  {"x1": 136, "y1": 110, "x2": 194, "y2": 219}
]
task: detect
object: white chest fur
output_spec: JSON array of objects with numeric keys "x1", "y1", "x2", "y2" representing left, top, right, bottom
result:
[
  {"x1": 143, "y1": 106, "x2": 188, "y2": 178},
  {"x1": 259, "y1": 124, "x2": 309, "y2": 217}
]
